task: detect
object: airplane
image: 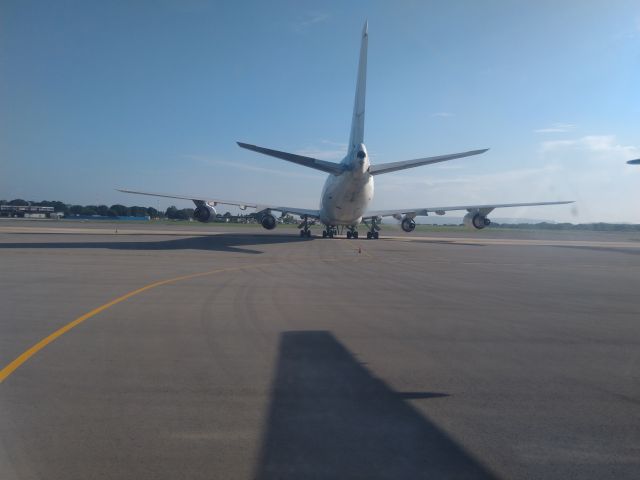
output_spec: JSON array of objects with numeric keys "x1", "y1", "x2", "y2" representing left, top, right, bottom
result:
[
  {"x1": 627, "y1": 159, "x2": 640, "y2": 165},
  {"x1": 119, "y1": 22, "x2": 572, "y2": 240}
]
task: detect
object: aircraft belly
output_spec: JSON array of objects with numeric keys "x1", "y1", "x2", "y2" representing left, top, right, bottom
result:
[{"x1": 320, "y1": 174, "x2": 373, "y2": 225}]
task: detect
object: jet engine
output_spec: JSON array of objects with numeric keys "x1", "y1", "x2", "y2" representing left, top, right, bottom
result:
[
  {"x1": 193, "y1": 204, "x2": 217, "y2": 223},
  {"x1": 261, "y1": 213, "x2": 277, "y2": 230},
  {"x1": 401, "y1": 217, "x2": 416, "y2": 232},
  {"x1": 463, "y1": 212, "x2": 491, "y2": 230}
]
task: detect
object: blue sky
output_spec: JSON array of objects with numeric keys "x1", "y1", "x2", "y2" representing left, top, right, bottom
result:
[{"x1": 1, "y1": 0, "x2": 639, "y2": 222}]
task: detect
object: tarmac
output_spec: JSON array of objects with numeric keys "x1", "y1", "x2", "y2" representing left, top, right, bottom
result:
[{"x1": 1, "y1": 220, "x2": 639, "y2": 479}]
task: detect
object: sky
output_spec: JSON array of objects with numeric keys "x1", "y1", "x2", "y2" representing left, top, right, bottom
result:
[{"x1": 1, "y1": 0, "x2": 639, "y2": 223}]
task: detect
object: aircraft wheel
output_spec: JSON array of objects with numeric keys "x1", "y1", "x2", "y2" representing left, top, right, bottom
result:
[
  {"x1": 346, "y1": 231, "x2": 352, "y2": 239},
  {"x1": 353, "y1": 231, "x2": 359, "y2": 239},
  {"x1": 306, "y1": 230, "x2": 311, "y2": 238},
  {"x1": 299, "y1": 230, "x2": 305, "y2": 237},
  {"x1": 322, "y1": 230, "x2": 327, "y2": 238},
  {"x1": 373, "y1": 231, "x2": 379, "y2": 239},
  {"x1": 367, "y1": 232, "x2": 372, "y2": 239}
]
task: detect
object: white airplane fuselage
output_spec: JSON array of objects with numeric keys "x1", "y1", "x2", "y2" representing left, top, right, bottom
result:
[{"x1": 319, "y1": 143, "x2": 374, "y2": 227}]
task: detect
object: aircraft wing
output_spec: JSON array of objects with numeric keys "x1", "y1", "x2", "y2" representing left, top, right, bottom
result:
[
  {"x1": 116, "y1": 189, "x2": 320, "y2": 218},
  {"x1": 364, "y1": 200, "x2": 574, "y2": 220}
]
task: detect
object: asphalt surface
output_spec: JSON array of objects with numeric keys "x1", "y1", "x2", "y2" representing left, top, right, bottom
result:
[{"x1": 1, "y1": 221, "x2": 639, "y2": 479}]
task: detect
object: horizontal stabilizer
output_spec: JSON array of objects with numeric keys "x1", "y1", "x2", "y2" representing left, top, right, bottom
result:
[
  {"x1": 237, "y1": 142, "x2": 344, "y2": 175},
  {"x1": 369, "y1": 149, "x2": 489, "y2": 175}
]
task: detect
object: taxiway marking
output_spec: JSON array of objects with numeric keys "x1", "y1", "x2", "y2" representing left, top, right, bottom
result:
[{"x1": 0, "y1": 254, "x2": 360, "y2": 383}]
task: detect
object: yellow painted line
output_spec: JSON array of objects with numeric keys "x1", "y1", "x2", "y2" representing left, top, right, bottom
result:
[
  {"x1": 0, "y1": 252, "x2": 364, "y2": 384},
  {"x1": 0, "y1": 267, "x2": 241, "y2": 383}
]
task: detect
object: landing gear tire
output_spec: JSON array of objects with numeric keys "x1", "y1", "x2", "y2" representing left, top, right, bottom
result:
[
  {"x1": 299, "y1": 230, "x2": 305, "y2": 237},
  {"x1": 373, "y1": 231, "x2": 379, "y2": 239},
  {"x1": 346, "y1": 231, "x2": 352, "y2": 239},
  {"x1": 353, "y1": 231, "x2": 359, "y2": 239},
  {"x1": 322, "y1": 230, "x2": 327, "y2": 238},
  {"x1": 367, "y1": 232, "x2": 372, "y2": 239},
  {"x1": 306, "y1": 230, "x2": 311, "y2": 238}
]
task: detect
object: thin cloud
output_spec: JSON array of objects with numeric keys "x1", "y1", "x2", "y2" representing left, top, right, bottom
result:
[
  {"x1": 377, "y1": 165, "x2": 562, "y2": 191},
  {"x1": 295, "y1": 140, "x2": 347, "y2": 160},
  {"x1": 541, "y1": 135, "x2": 640, "y2": 162},
  {"x1": 534, "y1": 123, "x2": 576, "y2": 134},
  {"x1": 183, "y1": 154, "x2": 318, "y2": 179},
  {"x1": 617, "y1": 16, "x2": 640, "y2": 37},
  {"x1": 431, "y1": 112, "x2": 455, "y2": 118},
  {"x1": 536, "y1": 134, "x2": 640, "y2": 222},
  {"x1": 293, "y1": 12, "x2": 330, "y2": 32}
]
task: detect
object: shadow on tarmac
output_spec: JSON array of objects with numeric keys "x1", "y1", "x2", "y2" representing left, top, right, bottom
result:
[
  {"x1": 0, "y1": 233, "x2": 311, "y2": 255},
  {"x1": 553, "y1": 245, "x2": 640, "y2": 256},
  {"x1": 406, "y1": 239, "x2": 486, "y2": 247},
  {"x1": 255, "y1": 331, "x2": 497, "y2": 479}
]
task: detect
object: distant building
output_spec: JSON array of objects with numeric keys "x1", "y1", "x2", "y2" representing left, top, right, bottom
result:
[{"x1": 0, "y1": 205, "x2": 61, "y2": 218}]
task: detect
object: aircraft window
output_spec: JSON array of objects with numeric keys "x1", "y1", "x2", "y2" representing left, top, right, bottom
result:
[{"x1": 357, "y1": 150, "x2": 366, "y2": 159}]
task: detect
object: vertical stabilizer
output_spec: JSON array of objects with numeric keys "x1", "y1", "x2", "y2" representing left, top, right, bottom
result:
[{"x1": 348, "y1": 21, "x2": 368, "y2": 152}]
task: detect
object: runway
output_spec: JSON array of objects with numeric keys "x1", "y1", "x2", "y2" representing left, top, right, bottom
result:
[{"x1": 1, "y1": 222, "x2": 639, "y2": 479}]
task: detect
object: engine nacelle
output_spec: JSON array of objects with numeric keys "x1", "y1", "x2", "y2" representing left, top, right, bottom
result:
[
  {"x1": 463, "y1": 212, "x2": 491, "y2": 230},
  {"x1": 193, "y1": 204, "x2": 217, "y2": 223},
  {"x1": 401, "y1": 217, "x2": 416, "y2": 232},
  {"x1": 261, "y1": 213, "x2": 277, "y2": 230}
]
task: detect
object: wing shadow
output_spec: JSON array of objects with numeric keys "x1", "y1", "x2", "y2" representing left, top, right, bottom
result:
[
  {"x1": 0, "y1": 233, "x2": 312, "y2": 255},
  {"x1": 255, "y1": 331, "x2": 497, "y2": 479}
]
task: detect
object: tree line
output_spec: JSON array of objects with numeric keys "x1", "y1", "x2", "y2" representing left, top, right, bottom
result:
[
  {"x1": 0, "y1": 198, "x2": 296, "y2": 223},
  {"x1": 1, "y1": 198, "x2": 191, "y2": 220},
  {"x1": 490, "y1": 222, "x2": 640, "y2": 232}
]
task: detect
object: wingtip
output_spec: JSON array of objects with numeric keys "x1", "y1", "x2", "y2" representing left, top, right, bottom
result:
[{"x1": 472, "y1": 148, "x2": 490, "y2": 155}]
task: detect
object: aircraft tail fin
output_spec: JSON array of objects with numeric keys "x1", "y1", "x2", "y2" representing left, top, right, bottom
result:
[{"x1": 348, "y1": 21, "x2": 368, "y2": 153}]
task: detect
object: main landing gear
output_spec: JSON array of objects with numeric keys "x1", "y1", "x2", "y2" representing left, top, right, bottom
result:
[
  {"x1": 321, "y1": 224, "x2": 380, "y2": 239},
  {"x1": 321, "y1": 226, "x2": 363, "y2": 239},
  {"x1": 299, "y1": 215, "x2": 312, "y2": 238},
  {"x1": 322, "y1": 227, "x2": 336, "y2": 238},
  {"x1": 364, "y1": 218, "x2": 380, "y2": 240}
]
